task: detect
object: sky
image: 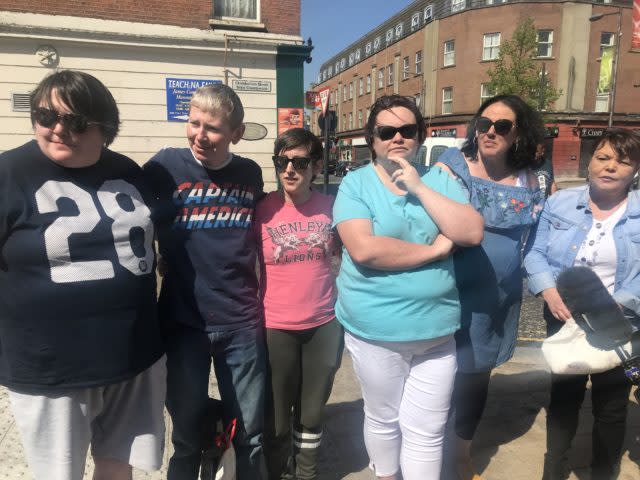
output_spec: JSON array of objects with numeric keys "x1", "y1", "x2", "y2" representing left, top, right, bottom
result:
[{"x1": 301, "y1": 0, "x2": 416, "y2": 91}]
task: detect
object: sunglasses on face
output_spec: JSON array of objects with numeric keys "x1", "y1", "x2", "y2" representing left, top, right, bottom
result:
[
  {"x1": 32, "y1": 107, "x2": 94, "y2": 133},
  {"x1": 476, "y1": 117, "x2": 516, "y2": 136},
  {"x1": 272, "y1": 155, "x2": 313, "y2": 172},
  {"x1": 374, "y1": 124, "x2": 419, "y2": 141}
]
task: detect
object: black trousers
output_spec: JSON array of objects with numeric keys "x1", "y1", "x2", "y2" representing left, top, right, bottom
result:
[
  {"x1": 543, "y1": 311, "x2": 631, "y2": 480},
  {"x1": 264, "y1": 320, "x2": 343, "y2": 480},
  {"x1": 452, "y1": 369, "x2": 492, "y2": 440}
]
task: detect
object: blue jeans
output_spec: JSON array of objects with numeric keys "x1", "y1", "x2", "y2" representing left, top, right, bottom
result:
[{"x1": 166, "y1": 324, "x2": 267, "y2": 480}]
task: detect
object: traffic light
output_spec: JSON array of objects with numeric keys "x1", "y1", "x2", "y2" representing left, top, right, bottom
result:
[{"x1": 318, "y1": 110, "x2": 337, "y2": 135}]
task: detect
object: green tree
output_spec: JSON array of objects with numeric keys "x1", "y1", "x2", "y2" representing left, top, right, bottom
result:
[{"x1": 487, "y1": 17, "x2": 561, "y2": 110}]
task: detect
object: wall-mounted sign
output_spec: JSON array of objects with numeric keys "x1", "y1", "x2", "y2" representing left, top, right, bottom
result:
[
  {"x1": 165, "y1": 78, "x2": 221, "y2": 122},
  {"x1": 232, "y1": 79, "x2": 272, "y2": 93},
  {"x1": 305, "y1": 91, "x2": 320, "y2": 109},
  {"x1": 431, "y1": 128, "x2": 457, "y2": 138},
  {"x1": 278, "y1": 108, "x2": 303, "y2": 135},
  {"x1": 579, "y1": 128, "x2": 606, "y2": 138}
]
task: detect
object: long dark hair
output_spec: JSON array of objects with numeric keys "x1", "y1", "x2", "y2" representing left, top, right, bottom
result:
[{"x1": 461, "y1": 94, "x2": 544, "y2": 170}]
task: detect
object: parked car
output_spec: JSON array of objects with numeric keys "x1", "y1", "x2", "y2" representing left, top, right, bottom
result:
[{"x1": 321, "y1": 157, "x2": 338, "y2": 175}]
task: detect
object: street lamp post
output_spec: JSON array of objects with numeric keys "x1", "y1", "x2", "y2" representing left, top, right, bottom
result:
[{"x1": 589, "y1": 7, "x2": 623, "y2": 127}]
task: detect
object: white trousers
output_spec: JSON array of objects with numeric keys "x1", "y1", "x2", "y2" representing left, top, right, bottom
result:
[{"x1": 345, "y1": 332, "x2": 456, "y2": 479}]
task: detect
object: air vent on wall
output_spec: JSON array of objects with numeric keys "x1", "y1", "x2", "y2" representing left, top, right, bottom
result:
[{"x1": 11, "y1": 93, "x2": 31, "y2": 112}]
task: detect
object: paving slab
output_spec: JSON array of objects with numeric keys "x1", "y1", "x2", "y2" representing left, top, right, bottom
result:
[{"x1": 0, "y1": 347, "x2": 638, "y2": 479}]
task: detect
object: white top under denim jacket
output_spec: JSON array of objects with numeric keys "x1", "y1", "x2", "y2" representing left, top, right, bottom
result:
[{"x1": 523, "y1": 185, "x2": 640, "y2": 316}]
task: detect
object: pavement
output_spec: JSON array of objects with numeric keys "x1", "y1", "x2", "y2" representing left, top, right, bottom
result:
[{"x1": 0, "y1": 345, "x2": 639, "y2": 479}]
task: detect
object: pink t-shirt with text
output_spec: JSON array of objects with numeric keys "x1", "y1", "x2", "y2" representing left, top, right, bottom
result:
[{"x1": 255, "y1": 190, "x2": 336, "y2": 330}]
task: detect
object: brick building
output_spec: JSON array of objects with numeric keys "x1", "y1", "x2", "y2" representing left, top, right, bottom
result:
[
  {"x1": 311, "y1": 0, "x2": 639, "y2": 179},
  {"x1": 0, "y1": 0, "x2": 310, "y2": 187}
]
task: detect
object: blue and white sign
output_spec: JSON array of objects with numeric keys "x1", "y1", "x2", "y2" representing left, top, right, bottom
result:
[{"x1": 165, "y1": 78, "x2": 222, "y2": 122}]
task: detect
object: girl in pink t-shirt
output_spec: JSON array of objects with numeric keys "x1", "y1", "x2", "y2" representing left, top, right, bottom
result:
[{"x1": 255, "y1": 128, "x2": 343, "y2": 480}]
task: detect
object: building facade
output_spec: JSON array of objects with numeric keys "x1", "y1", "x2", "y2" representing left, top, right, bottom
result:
[
  {"x1": 311, "y1": 0, "x2": 639, "y2": 178},
  {"x1": 0, "y1": 0, "x2": 311, "y2": 188}
]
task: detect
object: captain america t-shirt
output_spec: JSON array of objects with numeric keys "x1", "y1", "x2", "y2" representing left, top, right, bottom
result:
[{"x1": 144, "y1": 148, "x2": 264, "y2": 331}]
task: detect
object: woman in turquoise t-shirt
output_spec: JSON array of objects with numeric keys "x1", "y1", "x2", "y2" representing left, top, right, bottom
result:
[{"x1": 333, "y1": 95, "x2": 484, "y2": 480}]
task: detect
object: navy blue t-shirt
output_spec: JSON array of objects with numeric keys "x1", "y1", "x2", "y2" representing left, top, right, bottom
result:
[
  {"x1": 144, "y1": 148, "x2": 264, "y2": 331},
  {"x1": 0, "y1": 141, "x2": 163, "y2": 391}
]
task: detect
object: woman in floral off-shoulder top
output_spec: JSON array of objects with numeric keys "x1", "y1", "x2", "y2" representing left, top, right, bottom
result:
[{"x1": 437, "y1": 94, "x2": 545, "y2": 480}]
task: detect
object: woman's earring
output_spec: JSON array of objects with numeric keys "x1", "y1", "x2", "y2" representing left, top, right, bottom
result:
[{"x1": 514, "y1": 139, "x2": 520, "y2": 152}]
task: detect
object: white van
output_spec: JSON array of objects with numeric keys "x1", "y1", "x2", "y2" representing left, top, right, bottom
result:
[{"x1": 415, "y1": 137, "x2": 466, "y2": 166}]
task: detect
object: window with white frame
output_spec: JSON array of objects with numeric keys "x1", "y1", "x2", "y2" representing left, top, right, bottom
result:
[
  {"x1": 483, "y1": 33, "x2": 501, "y2": 61},
  {"x1": 358, "y1": 110, "x2": 363, "y2": 128},
  {"x1": 349, "y1": 82, "x2": 353, "y2": 99},
  {"x1": 330, "y1": 90, "x2": 336, "y2": 106},
  {"x1": 341, "y1": 114, "x2": 346, "y2": 131},
  {"x1": 386, "y1": 29, "x2": 393, "y2": 44},
  {"x1": 349, "y1": 112, "x2": 353, "y2": 130},
  {"x1": 343, "y1": 85, "x2": 347, "y2": 102},
  {"x1": 600, "y1": 32, "x2": 615, "y2": 57},
  {"x1": 378, "y1": 69, "x2": 384, "y2": 88},
  {"x1": 415, "y1": 92, "x2": 422, "y2": 110},
  {"x1": 213, "y1": 0, "x2": 258, "y2": 21},
  {"x1": 388, "y1": 64, "x2": 394, "y2": 85},
  {"x1": 366, "y1": 74, "x2": 372, "y2": 93},
  {"x1": 451, "y1": 0, "x2": 466, "y2": 13},
  {"x1": 480, "y1": 83, "x2": 495, "y2": 103},
  {"x1": 537, "y1": 30, "x2": 553, "y2": 58},
  {"x1": 444, "y1": 40, "x2": 455, "y2": 66},
  {"x1": 595, "y1": 94, "x2": 609, "y2": 112},
  {"x1": 424, "y1": 5, "x2": 433, "y2": 22},
  {"x1": 442, "y1": 87, "x2": 453, "y2": 114},
  {"x1": 415, "y1": 50, "x2": 423, "y2": 74},
  {"x1": 403, "y1": 56, "x2": 410, "y2": 79},
  {"x1": 359, "y1": 78, "x2": 364, "y2": 96},
  {"x1": 411, "y1": 13, "x2": 420, "y2": 30}
]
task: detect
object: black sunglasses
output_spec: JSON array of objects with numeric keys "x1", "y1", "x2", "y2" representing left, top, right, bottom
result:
[
  {"x1": 272, "y1": 156, "x2": 313, "y2": 171},
  {"x1": 476, "y1": 117, "x2": 516, "y2": 136},
  {"x1": 32, "y1": 107, "x2": 95, "y2": 133},
  {"x1": 374, "y1": 124, "x2": 419, "y2": 141}
]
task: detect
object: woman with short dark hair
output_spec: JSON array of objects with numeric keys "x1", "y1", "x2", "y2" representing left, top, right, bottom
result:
[
  {"x1": 525, "y1": 128, "x2": 640, "y2": 480},
  {"x1": 256, "y1": 128, "x2": 343, "y2": 480},
  {"x1": 333, "y1": 95, "x2": 483, "y2": 480},
  {"x1": 436, "y1": 94, "x2": 545, "y2": 480},
  {"x1": 0, "y1": 70, "x2": 165, "y2": 480}
]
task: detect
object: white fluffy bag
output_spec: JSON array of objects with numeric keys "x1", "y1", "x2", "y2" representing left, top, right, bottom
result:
[{"x1": 541, "y1": 318, "x2": 632, "y2": 374}]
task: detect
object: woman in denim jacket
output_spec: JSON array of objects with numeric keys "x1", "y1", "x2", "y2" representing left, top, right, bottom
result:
[{"x1": 524, "y1": 128, "x2": 640, "y2": 480}]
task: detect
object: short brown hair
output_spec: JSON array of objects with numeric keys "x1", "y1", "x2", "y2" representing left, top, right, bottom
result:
[
  {"x1": 365, "y1": 95, "x2": 426, "y2": 160},
  {"x1": 594, "y1": 128, "x2": 640, "y2": 165},
  {"x1": 30, "y1": 70, "x2": 120, "y2": 146}
]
